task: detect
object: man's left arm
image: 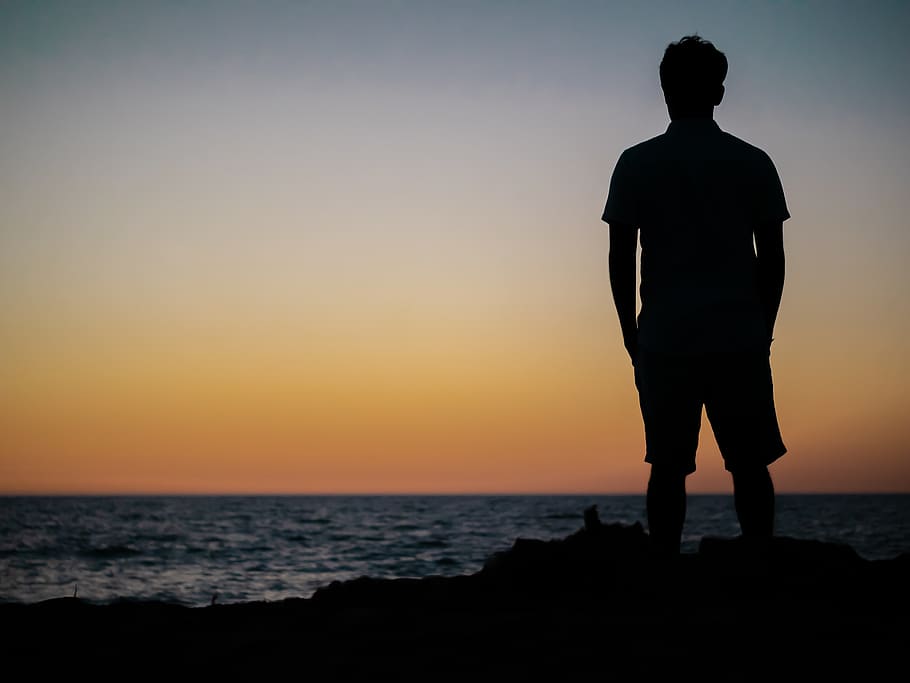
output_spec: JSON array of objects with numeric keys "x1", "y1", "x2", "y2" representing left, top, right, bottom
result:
[{"x1": 754, "y1": 220, "x2": 785, "y2": 344}]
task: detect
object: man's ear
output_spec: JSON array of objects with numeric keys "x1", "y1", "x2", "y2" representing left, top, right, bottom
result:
[{"x1": 714, "y1": 85, "x2": 725, "y2": 106}]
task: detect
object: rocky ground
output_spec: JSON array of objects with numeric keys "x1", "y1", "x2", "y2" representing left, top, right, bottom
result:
[{"x1": 2, "y1": 509, "x2": 907, "y2": 680}]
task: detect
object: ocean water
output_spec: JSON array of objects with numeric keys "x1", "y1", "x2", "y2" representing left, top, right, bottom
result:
[{"x1": 1, "y1": 494, "x2": 908, "y2": 607}]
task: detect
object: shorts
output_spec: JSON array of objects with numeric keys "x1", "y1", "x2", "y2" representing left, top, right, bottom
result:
[{"x1": 634, "y1": 349, "x2": 787, "y2": 475}]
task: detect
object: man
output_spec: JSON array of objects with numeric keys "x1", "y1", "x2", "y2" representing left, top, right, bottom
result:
[{"x1": 603, "y1": 36, "x2": 789, "y2": 555}]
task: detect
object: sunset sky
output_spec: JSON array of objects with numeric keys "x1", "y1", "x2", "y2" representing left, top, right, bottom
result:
[{"x1": 2, "y1": 0, "x2": 908, "y2": 494}]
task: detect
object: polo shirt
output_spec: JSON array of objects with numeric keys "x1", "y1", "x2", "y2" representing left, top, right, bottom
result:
[{"x1": 603, "y1": 118, "x2": 790, "y2": 352}]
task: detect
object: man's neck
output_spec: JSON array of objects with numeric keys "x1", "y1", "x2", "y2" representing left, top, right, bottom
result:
[
  {"x1": 667, "y1": 106, "x2": 715, "y2": 121},
  {"x1": 669, "y1": 114, "x2": 714, "y2": 122}
]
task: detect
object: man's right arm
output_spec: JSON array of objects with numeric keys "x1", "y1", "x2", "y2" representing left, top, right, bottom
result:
[{"x1": 608, "y1": 221, "x2": 639, "y2": 364}]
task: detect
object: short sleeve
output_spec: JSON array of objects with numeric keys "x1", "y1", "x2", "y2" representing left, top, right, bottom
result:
[
  {"x1": 755, "y1": 151, "x2": 790, "y2": 224},
  {"x1": 602, "y1": 150, "x2": 638, "y2": 226}
]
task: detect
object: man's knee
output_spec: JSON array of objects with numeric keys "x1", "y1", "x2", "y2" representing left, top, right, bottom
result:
[
  {"x1": 730, "y1": 464, "x2": 772, "y2": 485},
  {"x1": 649, "y1": 464, "x2": 689, "y2": 486}
]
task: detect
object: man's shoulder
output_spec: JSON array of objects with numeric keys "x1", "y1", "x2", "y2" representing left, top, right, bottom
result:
[
  {"x1": 717, "y1": 130, "x2": 776, "y2": 165},
  {"x1": 619, "y1": 132, "x2": 669, "y2": 161},
  {"x1": 611, "y1": 134, "x2": 670, "y2": 180}
]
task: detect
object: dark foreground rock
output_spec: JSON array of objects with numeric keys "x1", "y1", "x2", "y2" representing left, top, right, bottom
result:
[{"x1": 2, "y1": 511, "x2": 907, "y2": 680}]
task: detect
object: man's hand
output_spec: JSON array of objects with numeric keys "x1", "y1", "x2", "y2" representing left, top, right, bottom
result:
[{"x1": 624, "y1": 333, "x2": 639, "y2": 367}]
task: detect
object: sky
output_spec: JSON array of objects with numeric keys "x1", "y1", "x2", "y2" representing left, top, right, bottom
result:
[{"x1": 2, "y1": 0, "x2": 909, "y2": 494}]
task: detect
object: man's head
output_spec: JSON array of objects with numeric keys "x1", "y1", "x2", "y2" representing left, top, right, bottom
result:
[{"x1": 660, "y1": 35, "x2": 727, "y2": 119}]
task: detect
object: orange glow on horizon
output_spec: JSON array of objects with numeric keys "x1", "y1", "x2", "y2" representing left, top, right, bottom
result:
[{"x1": 3, "y1": 298, "x2": 909, "y2": 494}]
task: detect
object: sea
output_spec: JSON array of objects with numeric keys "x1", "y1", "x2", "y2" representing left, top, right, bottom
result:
[{"x1": 1, "y1": 494, "x2": 908, "y2": 607}]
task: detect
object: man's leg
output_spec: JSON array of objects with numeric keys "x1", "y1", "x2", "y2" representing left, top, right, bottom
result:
[
  {"x1": 731, "y1": 465, "x2": 775, "y2": 539},
  {"x1": 705, "y1": 351, "x2": 784, "y2": 542},
  {"x1": 637, "y1": 351, "x2": 701, "y2": 556},
  {"x1": 647, "y1": 465, "x2": 687, "y2": 555}
]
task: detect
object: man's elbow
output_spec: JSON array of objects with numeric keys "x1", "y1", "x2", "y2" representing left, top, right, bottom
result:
[
  {"x1": 608, "y1": 247, "x2": 635, "y2": 276},
  {"x1": 608, "y1": 223, "x2": 637, "y2": 258}
]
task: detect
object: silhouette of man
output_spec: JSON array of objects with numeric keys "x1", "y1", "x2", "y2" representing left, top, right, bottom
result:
[{"x1": 603, "y1": 36, "x2": 789, "y2": 555}]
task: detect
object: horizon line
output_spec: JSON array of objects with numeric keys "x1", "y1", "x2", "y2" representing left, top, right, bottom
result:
[{"x1": 2, "y1": 490, "x2": 908, "y2": 497}]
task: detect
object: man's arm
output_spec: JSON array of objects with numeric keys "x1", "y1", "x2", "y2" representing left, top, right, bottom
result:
[
  {"x1": 608, "y1": 221, "x2": 639, "y2": 364},
  {"x1": 754, "y1": 220, "x2": 785, "y2": 344}
]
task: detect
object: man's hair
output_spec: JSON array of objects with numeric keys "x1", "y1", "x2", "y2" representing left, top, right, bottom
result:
[{"x1": 659, "y1": 35, "x2": 727, "y2": 109}]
